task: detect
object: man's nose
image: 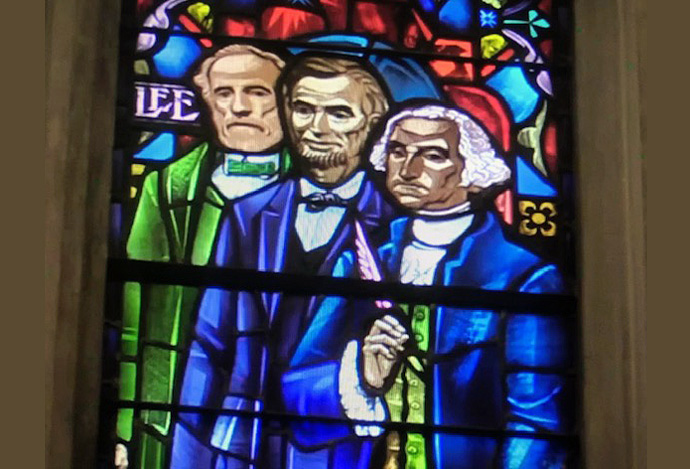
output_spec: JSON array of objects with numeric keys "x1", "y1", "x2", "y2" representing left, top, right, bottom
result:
[
  {"x1": 399, "y1": 154, "x2": 423, "y2": 180},
  {"x1": 230, "y1": 92, "x2": 251, "y2": 117},
  {"x1": 308, "y1": 110, "x2": 330, "y2": 136}
]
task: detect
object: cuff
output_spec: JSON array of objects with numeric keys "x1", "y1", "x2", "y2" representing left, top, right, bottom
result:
[{"x1": 338, "y1": 340, "x2": 386, "y2": 437}]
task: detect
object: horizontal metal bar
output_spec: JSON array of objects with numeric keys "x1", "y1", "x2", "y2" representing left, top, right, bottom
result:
[
  {"x1": 121, "y1": 26, "x2": 573, "y2": 72},
  {"x1": 107, "y1": 259, "x2": 578, "y2": 315},
  {"x1": 106, "y1": 399, "x2": 578, "y2": 442}
]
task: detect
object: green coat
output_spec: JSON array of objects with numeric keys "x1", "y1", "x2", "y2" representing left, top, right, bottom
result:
[{"x1": 118, "y1": 143, "x2": 289, "y2": 465}]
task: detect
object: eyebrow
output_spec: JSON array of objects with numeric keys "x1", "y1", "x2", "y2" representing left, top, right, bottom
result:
[
  {"x1": 418, "y1": 146, "x2": 450, "y2": 157},
  {"x1": 325, "y1": 105, "x2": 354, "y2": 116},
  {"x1": 292, "y1": 99, "x2": 315, "y2": 109},
  {"x1": 244, "y1": 85, "x2": 271, "y2": 94}
]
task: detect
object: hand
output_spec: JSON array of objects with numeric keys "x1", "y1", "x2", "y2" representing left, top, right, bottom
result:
[
  {"x1": 362, "y1": 315, "x2": 410, "y2": 390},
  {"x1": 115, "y1": 443, "x2": 128, "y2": 469}
]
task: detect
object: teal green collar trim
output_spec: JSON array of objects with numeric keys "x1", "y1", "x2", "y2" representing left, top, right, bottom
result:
[{"x1": 222, "y1": 152, "x2": 280, "y2": 177}]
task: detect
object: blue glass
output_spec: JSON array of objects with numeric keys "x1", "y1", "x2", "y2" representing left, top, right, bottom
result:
[
  {"x1": 486, "y1": 66, "x2": 541, "y2": 123},
  {"x1": 516, "y1": 156, "x2": 557, "y2": 196},
  {"x1": 152, "y1": 34, "x2": 202, "y2": 78},
  {"x1": 507, "y1": 373, "x2": 572, "y2": 432},
  {"x1": 290, "y1": 34, "x2": 370, "y2": 57},
  {"x1": 480, "y1": 9, "x2": 499, "y2": 28},
  {"x1": 502, "y1": 436, "x2": 570, "y2": 469},
  {"x1": 369, "y1": 54, "x2": 443, "y2": 101},
  {"x1": 439, "y1": 0, "x2": 473, "y2": 33},
  {"x1": 433, "y1": 434, "x2": 498, "y2": 469},
  {"x1": 416, "y1": 0, "x2": 437, "y2": 13},
  {"x1": 133, "y1": 132, "x2": 175, "y2": 161},
  {"x1": 435, "y1": 308, "x2": 499, "y2": 354},
  {"x1": 506, "y1": 314, "x2": 572, "y2": 368},
  {"x1": 433, "y1": 348, "x2": 503, "y2": 427}
]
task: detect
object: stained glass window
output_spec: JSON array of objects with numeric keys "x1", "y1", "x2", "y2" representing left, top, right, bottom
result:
[{"x1": 100, "y1": 1, "x2": 578, "y2": 467}]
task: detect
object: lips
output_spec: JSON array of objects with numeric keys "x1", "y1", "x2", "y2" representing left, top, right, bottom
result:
[
  {"x1": 393, "y1": 184, "x2": 428, "y2": 196},
  {"x1": 226, "y1": 122, "x2": 264, "y2": 132}
]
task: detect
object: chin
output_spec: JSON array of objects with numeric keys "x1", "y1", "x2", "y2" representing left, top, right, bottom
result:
[
  {"x1": 220, "y1": 132, "x2": 277, "y2": 153},
  {"x1": 396, "y1": 195, "x2": 423, "y2": 209}
]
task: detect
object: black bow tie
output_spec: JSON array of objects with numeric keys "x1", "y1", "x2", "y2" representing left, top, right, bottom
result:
[{"x1": 300, "y1": 192, "x2": 349, "y2": 212}]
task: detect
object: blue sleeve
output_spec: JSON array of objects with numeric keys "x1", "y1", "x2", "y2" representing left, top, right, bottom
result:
[
  {"x1": 282, "y1": 252, "x2": 359, "y2": 448},
  {"x1": 282, "y1": 361, "x2": 353, "y2": 448},
  {"x1": 502, "y1": 264, "x2": 572, "y2": 466},
  {"x1": 290, "y1": 252, "x2": 356, "y2": 367},
  {"x1": 175, "y1": 287, "x2": 238, "y2": 438},
  {"x1": 173, "y1": 215, "x2": 244, "y2": 460}
]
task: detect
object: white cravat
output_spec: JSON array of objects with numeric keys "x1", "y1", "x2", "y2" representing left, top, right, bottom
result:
[
  {"x1": 294, "y1": 171, "x2": 365, "y2": 252},
  {"x1": 211, "y1": 152, "x2": 280, "y2": 201},
  {"x1": 400, "y1": 203, "x2": 474, "y2": 286}
]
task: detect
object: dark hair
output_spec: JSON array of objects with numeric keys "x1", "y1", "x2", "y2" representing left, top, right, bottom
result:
[{"x1": 282, "y1": 56, "x2": 389, "y2": 116}]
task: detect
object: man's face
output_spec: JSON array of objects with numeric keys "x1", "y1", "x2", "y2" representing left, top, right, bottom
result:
[
  {"x1": 206, "y1": 53, "x2": 283, "y2": 152},
  {"x1": 288, "y1": 74, "x2": 376, "y2": 186},
  {"x1": 386, "y1": 117, "x2": 474, "y2": 211}
]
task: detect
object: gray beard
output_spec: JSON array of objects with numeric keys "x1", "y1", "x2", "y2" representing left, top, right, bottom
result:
[{"x1": 298, "y1": 143, "x2": 349, "y2": 169}]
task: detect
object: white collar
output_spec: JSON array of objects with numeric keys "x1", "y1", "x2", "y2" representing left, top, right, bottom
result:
[
  {"x1": 416, "y1": 201, "x2": 472, "y2": 217},
  {"x1": 299, "y1": 170, "x2": 366, "y2": 200},
  {"x1": 411, "y1": 210, "x2": 475, "y2": 247},
  {"x1": 220, "y1": 151, "x2": 280, "y2": 164}
]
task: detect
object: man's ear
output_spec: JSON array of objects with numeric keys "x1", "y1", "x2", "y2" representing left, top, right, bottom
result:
[{"x1": 457, "y1": 182, "x2": 483, "y2": 193}]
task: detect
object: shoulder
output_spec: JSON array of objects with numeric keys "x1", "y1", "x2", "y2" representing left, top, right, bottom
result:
[
  {"x1": 163, "y1": 143, "x2": 210, "y2": 181},
  {"x1": 230, "y1": 178, "x2": 296, "y2": 223},
  {"x1": 448, "y1": 212, "x2": 564, "y2": 292},
  {"x1": 155, "y1": 143, "x2": 211, "y2": 204}
]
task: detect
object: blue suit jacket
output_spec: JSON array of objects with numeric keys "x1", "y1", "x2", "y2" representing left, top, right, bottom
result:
[
  {"x1": 171, "y1": 176, "x2": 393, "y2": 468},
  {"x1": 282, "y1": 212, "x2": 573, "y2": 469}
]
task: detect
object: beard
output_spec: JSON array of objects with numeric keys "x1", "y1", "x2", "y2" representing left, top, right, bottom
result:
[
  {"x1": 294, "y1": 126, "x2": 370, "y2": 171},
  {"x1": 297, "y1": 142, "x2": 350, "y2": 169}
]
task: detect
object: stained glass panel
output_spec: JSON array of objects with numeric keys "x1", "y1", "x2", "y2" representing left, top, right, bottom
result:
[
  {"x1": 100, "y1": 1, "x2": 577, "y2": 467},
  {"x1": 99, "y1": 282, "x2": 576, "y2": 468}
]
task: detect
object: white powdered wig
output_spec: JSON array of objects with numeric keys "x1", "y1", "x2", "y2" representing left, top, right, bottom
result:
[{"x1": 369, "y1": 104, "x2": 511, "y2": 188}]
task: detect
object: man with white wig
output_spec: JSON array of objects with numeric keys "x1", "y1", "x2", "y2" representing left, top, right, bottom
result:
[{"x1": 282, "y1": 103, "x2": 570, "y2": 468}]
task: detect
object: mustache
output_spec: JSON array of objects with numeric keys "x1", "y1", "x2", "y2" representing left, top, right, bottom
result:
[{"x1": 298, "y1": 143, "x2": 348, "y2": 169}]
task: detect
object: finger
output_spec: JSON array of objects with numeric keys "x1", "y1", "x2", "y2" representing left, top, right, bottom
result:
[
  {"x1": 372, "y1": 318, "x2": 405, "y2": 338},
  {"x1": 363, "y1": 343, "x2": 397, "y2": 359},
  {"x1": 364, "y1": 333, "x2": 407, "y2": 351},
  {"x1": 363, "y1": 343, "x2": 396, "y2": 360},
  {"x1": 381, "y1": 315, "x2": 408, "y2": 334}
]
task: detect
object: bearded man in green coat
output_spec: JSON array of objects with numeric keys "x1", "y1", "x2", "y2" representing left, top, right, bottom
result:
[{"x1": 118, "y1": 44, "x2": 290, "y2": 465}]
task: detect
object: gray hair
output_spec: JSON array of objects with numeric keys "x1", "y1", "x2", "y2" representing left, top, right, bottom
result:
[
  {"x1": 193, "y1": 44, "x2": 285, "y2": 101},
  {"x1": 369, "y1": 104, "x2": 511, "y2": 188}
]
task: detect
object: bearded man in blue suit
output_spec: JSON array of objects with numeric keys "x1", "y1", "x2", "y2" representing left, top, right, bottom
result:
[
  {"x1": 283, "y1": 103, "x2": 573, "y2": 468},
  {"x1": 169, "y1": 53, "x2": 398, "y2": 468}
]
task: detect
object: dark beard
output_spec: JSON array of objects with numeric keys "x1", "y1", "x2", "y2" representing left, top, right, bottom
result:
[{"x1": 297, "y1": 143, "x2": 349, "y2": 169}]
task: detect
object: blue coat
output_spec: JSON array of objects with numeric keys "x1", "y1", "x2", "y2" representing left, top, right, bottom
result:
[
  {"x1": 170, "y1": 176, "x2": 393, "y2": 469},
  {"x1": 282, "y1": 212, "x2": 573, "y2": 468}
]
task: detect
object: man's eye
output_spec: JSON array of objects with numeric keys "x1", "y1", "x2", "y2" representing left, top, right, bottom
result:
[
  {"x1": 388, "y1": 148, "x2": 406, "y2": 159},
  {"x1": 247, "y1": 88, "x2": 270, "y2": 97},
  {"x1": 215, "y1": 89, "x2": 232, "y2": 98},
  {"x1": 294, "y1": 104, "x2": 312, "y2": 116},
  {"x1": 423, "y1": 152, "x2": 447, "y2": 162},
  {"x1": 330, "y1": 111, "x2": 351, "y2": 120}
]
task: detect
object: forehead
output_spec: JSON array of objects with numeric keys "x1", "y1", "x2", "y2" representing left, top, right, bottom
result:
[
  {"x1": 390, "y1": 117, "x2": 457, "y2": 142},
  {"x1": 209, "y1": 53, "x2": 280, "y2": 83},
  {"x1": 292, "y1": 75, "x2": 363, "y2": 105}
]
